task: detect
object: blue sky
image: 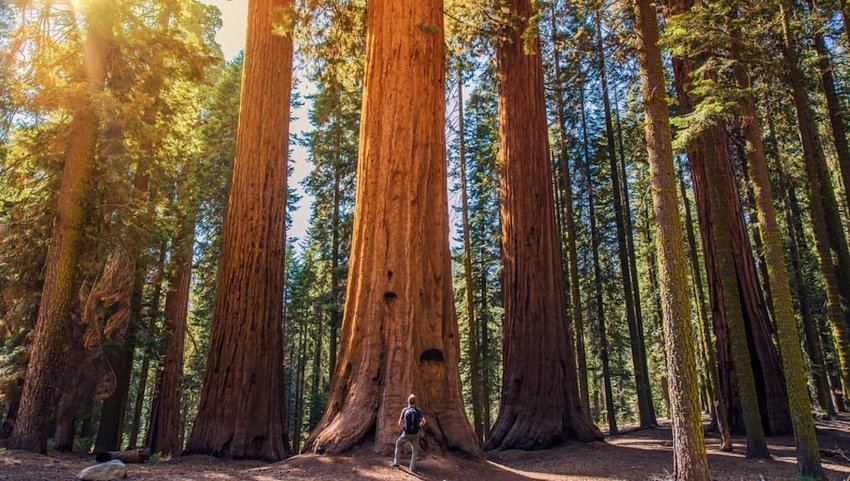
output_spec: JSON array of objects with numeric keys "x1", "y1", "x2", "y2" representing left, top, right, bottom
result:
[{"x1": 199, "y1": 0, "x2": 315, "y2": 246}]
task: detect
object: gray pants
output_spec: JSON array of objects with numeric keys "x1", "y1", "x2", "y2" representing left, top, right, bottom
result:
[{"x1": 393, "y1": 432, "x2": 420, "y2": 471}]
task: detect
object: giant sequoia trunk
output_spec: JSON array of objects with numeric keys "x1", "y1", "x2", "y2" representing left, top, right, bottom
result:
[
  {"x1": 664, "y1": 0, "x2": 790, "y2": 437},
  {"x1": 485, "y1": 0, "x2": 602, "y2": 450},
  {"x1": 186, "y1": 0, "x2": 294, "y2": 461},
  {"x1": 147, "y1": 210, "x2": 195, "y2": 456},
  {"x1": 8, "y1": 1, "x2": 112, "y2": 453},
  {"x1": 633, "y1": 0, "x2": 709, "y2": 477},
  {"x1": 304, "y1": 0, "x2": 480, "y2": 456}
]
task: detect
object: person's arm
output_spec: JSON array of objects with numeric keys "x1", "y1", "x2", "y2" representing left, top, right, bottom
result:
[
  {"x1": 419, "y1": 410, "x2": 426, "y2": 428},
  {"x1": 398, "y1": 409, "x2": 405, "y2": 429}
]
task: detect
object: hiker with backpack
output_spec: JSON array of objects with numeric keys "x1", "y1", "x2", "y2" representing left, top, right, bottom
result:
[{"x1": 392, "y1": 394, "x2": 426, "y2": 472}]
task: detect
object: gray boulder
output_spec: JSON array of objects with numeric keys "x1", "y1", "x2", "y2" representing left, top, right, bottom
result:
[{"x1": 76, "y1": 459, "x2": 128, "y2": 480}]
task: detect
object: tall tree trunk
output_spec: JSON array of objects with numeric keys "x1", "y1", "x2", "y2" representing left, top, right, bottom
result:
[
  {"x1": 580, "y1": 77, "x2": 617, "y2": 436},
  {"x1": 485, "y1": 0, "x2": 602, "y2": 450},
  {"x1": 328, "y1": 88, "x2": 342, "y2": 383},
  {"x1": 457, "y1": 63, "x2": 485, "y2": 444},
  {"x1": 595, "y1": 11, "x2": 655, "y2": 428},
  {"x1": 664, "y1": 0, "x2": 791, "y2": 438},
  {"x1": 633, "y1": 0, "x2": 710, "y2": 477},
  {"x1": 678, "y1": 168, "x2": 733, "y2": 452},
  {"x1": 147, "y1": 211, "x2": 195, "y2": 456},
  {"x1": 703, "y1": 124, "x2": 770, "y2": 459},
  {"x1": 779, "y1": 0, "x2": 850, "y2": 397},
  {"x1": 550, "y1": 8, "x2": 590, "y2": 415},
  {"x1": 304, "y1": 0, "x2": 480, "y2": 456},
  {"x1": 8, "y1": 0, "x2": 112, "y2": 453},
  {"x1": 186, "y1": 0, "x2": 294, "y2": 460},
  {"x1": 127, "y1": 242, "x2": 167, "y2": 448},
  {"x1": 809, "y1": 0, "x2": 850, "y2": 207},
  {"x1": 734, "y1": 60, "x2": 826, "y2": 478}
]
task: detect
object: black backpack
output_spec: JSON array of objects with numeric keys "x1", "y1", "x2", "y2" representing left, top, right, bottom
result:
[{"x1": 403, "y1": 407, "x2": 422, "y2": 435}]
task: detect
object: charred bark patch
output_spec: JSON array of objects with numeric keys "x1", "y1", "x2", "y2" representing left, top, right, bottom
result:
[{"x1": 419, "y1": 349, "x2": 444, "y2": 363}]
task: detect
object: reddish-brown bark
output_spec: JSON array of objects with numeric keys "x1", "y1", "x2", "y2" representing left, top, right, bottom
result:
[
  {"x1": 304, "y1": 0, "x2": 480, "y2": 457},
  {"x1": 185, "y1": 0, "x2": 294, "y2": 461},
  {"x1": 485, "y1": 0, "x2": 602, "y2": 450}
]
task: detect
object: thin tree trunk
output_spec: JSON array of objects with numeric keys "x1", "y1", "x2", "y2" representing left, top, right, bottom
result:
[
  {"x1": 328, "y1": 88, "x2": 342, "y2": 383},
  {"x1": 678, "y1": 166, "x2": 733, "y2": 452},
  {"x1": 186, "y1": 0, "x2": 294, "y2": 460},
  {"x1": 8, "y1": 1, "x2": 112, "y2": 453},
  {"x1": 147, "y1": 210, "x2": 195, "y2": 456},
  {"x1": 304, "y1": 0, "x2": 480, "y2": 456},
  {"x1": 779, "y1": 0, "x2": 850, "y2": 397},
  {"x1": 127, "y1": 241, "x2": 167, "y2": 449},
  {"x1": 734, "y1": 59, "x2": 826, "y2": 478},
  {"x1": 486, "y1": 0, "x2": 602, "y2": 449},
  {"x1": 550, "y1": 8, "x2": 590, "y2": 416},
  {"x1": 633, "y1": 0, "x2": 710, "y2": 477},
  {"x1": 595, "y1": 10, "x2": 655, "y2": 428},
  {"x1": 809, "y1": 0, "x2": 850, "y2": 207},
  {"x1": 703, "y1": 124, "x2": 770, "y2": 459},
  {"x1": 580, "y1": 77, "x2": 617, "y2": 437},
  {"x1": 457, "y1": 62, "x2": 484, "y2": 444}
]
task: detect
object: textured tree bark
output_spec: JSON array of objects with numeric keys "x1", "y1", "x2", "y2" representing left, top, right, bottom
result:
[
  {"x1": 577, "y1": 78, "x2": 617, "y2": 436},
  {"x1": 8, "y1": 1, "x2": 112, "y2": 454},
  {"x1": 633, "y1": 0, "x2": 710, "y2": 477},
  {"x1": 485, "y1": 0, "x2": 602, "y2": 450},
  {"x1": 186, "y1": 0, "x2": 294, "y2": 461},
  {"x1": 304, "y1": 0, "x2": 480, "y2": 457},
  {"x1": 147, "y1": 213, "x2": 195, "y2": 456},
  {"x1": 595, "y1": 10, "x2": 655, "y2": 428},
  {"x1": 809, "y1": 0, "x2": 850, "y2": 207},
  {"x1": 778, "y1": 0, "x2": 850, "y2": 403},
  {"x1": 735, "y1": 61, "x2": 826, "y2": 479},
  {"x1": 664, "y1": 0, "x2": 790, "y2": 437},
  {"x1": 704, "y1": 125, "x2": 770, "y2": 459},
  {"x1": 457, "y1": 63, "x2": 485, "y2": 444},
  {"x1": 679, "y1": 171, "x2": 732, "y2": 451},
  {"x1": 550, "y1": 10, "x2": 590, "y2": 416}
]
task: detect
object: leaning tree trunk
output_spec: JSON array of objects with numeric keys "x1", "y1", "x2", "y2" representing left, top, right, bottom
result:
[
  {"x1": 664, "y1": 0, "x2": 790, "y2": 437},
  {"x1": 633, "y1": 0, "x2": 709, "y2": 477},
  {"x1": 735, "y1": 60, "x2": 825, "y2": 479},
  {"x1": 185, "y1": 0, "x2": 294, "y2": 461},
  {"x1": 679, "y1": 170, "x2": 732, "y2": 451},
  {"x1": 484, "y1": 0, "x2": 602, "y2": 450},
  {"x1": 595, "y1": 10, "x2": 655, "y2": 428},
  {"x1": 8, "y1": 0, "x2": 112, "y2": 454},
  {"x1": 303, "y1": 0, "x2": 480, "y2": 457},
  {"x1": 147, "y1": 208, "x2": 195, "y2": 456},
  {"x1": 778, "y1": 0, "x2": 850, "y2": 402},
  {"x1": 809, "y1": 0, "x2": 850, "y2": 207}
]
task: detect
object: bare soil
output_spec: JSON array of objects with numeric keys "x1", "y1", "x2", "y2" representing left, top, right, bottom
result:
[{"x1": 2, "y1": 416, "x2": 848, "y2": 481}]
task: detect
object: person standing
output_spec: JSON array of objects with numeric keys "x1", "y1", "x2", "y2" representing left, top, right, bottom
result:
[{"x1": 392, "y1": 394, "x2": 426, "y2": 472}]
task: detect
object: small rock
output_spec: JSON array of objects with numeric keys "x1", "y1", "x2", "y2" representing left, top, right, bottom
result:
[{"x1": 76, "y1": 459, "x2": 127, "y2": 480}]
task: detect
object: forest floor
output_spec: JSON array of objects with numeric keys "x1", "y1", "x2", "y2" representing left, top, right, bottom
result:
[{"x1": 1, "y1": 416, "x2": 849, "y2": 481}]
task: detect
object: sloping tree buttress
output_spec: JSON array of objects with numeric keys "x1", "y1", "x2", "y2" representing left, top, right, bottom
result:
[
  {"x1": 304, "y1": 0, "x2": 481, "y2": 456},
  {"x1": 186, "y1": 0, "x2": 294, "y2": 460},
  {"x1": 485, "y1": 0, "x2": 602, "y2": 450}
]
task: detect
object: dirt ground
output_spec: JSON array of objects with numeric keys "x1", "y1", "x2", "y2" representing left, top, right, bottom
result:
[{"x1": 1, "y1": 416, "x2": 848, "y2": 481}]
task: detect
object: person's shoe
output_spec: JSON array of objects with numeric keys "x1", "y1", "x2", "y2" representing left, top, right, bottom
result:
[{"x1": 391, "y1": 463, "x2": 400, "y2": 468}]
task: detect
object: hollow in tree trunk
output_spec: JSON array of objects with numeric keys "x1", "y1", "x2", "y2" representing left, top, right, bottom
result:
[{"x1": 304, "y1": 0, "x2": 480, "y2": 456}]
